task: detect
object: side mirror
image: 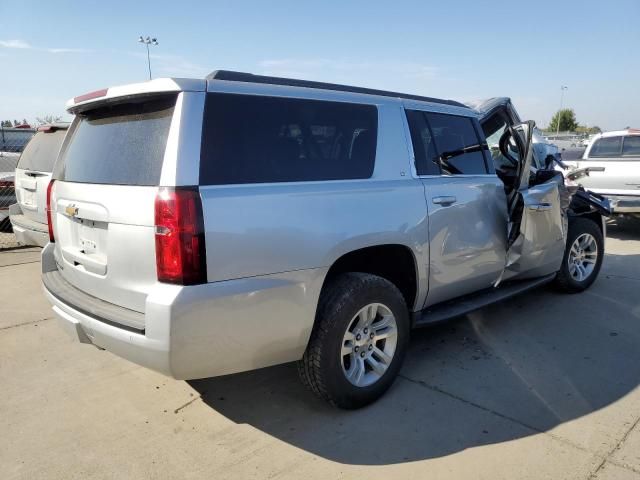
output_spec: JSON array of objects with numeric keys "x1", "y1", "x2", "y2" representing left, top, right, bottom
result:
[{"x1": 544, "y1": 155, "x2": 555, "y2": 169}]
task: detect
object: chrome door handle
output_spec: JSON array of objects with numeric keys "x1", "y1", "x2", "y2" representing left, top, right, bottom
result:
[
  {"x1": 432, "y1": 196, "x2": 457, "y2": 206},
  {"x1": 528, "y1": 203, "x2": 552, "y2": 212}
]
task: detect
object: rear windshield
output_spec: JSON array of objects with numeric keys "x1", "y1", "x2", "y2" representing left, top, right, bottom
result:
[
  {"x1": 200, "y1": 93, "x2": 377, "y2": 185},
  {"x1": 17, "y1": 130, "x2": 67, "y2": 172},
  {"x1": 588, "y1": 136, "x2": 622, "y2": 157},
  {"x1": 56, "y1": 95, "x2": 176, "y2": 185}
]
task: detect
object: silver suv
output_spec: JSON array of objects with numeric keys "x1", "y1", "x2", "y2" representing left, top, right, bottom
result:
[{"x1": 42, "y1": 71, "x2": 606, "y2": 408}]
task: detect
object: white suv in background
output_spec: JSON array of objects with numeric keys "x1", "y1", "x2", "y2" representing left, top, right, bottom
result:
[{"x1": 10, "y1": 124, "x2": 70, "y2": 246}]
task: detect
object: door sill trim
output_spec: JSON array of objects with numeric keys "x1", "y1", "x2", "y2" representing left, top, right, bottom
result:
[{"x1": 413, "y1": 273, "x2": 556, "y2": 327}]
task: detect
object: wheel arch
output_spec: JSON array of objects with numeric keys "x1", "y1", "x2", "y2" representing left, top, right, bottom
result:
[{"x1": 320, "y1": 244, "x2": 420, "y2": 312}]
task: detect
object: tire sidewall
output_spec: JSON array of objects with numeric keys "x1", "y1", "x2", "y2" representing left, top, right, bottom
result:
[
  {"x1": 319, "y1": 275, "x2": 409, "y2": 408},
  {"x1": 559, "y1": 218, "x2": 604, "y2": 291}
]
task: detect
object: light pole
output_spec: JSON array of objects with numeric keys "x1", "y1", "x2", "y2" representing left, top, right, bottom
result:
[
  {"x1": 138, "y1": 36, "x2": 159, "y2": 80},
  {"x1": 556, "y1": 85, "x2": 568, "y2": 135}
]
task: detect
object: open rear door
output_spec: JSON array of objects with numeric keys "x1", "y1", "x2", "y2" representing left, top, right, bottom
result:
[{"x1": 499, "y1": 121, "x2": 567, "y2": 280}]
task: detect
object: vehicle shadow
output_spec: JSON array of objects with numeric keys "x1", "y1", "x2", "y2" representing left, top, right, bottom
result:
[
  {"x1": 606, "y1": 216, "x2": 640, "y2": 241},
  {"x1": 189, "y1": 251, "x2": 640, "y2": 465}
]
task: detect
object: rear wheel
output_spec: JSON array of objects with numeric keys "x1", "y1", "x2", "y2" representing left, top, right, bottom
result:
[
  {"x1": 298, "y1": 273, "x2": 409, "y2": 409},
  {"x1": 555, "y1": 217, "x2": 604, "y2": 293}
]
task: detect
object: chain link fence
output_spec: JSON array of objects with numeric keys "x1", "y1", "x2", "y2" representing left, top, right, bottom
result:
[{"x1": 1, "y1": 127, "x2": 36, "y2": 249}]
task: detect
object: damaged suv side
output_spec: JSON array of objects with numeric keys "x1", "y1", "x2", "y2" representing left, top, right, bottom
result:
[
  {"x1": 473, "y1": 97, "x2": 610, "y2": 289},
  {"x1": 43, "y1": 73, "x2": 610, "y2": 409}
]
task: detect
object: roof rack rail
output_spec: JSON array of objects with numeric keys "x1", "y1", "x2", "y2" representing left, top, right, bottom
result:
[{"x1": 206, "y1": 70, "x2": 467, "y2": 108}]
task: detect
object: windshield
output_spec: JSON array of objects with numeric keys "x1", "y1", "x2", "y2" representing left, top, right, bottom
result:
[
  {"x1": 56, "y1": 95, "x2": 176, "y2": 186},
  {"x1": 17, "y1": 130, "x2": 67, "y2": 172}
]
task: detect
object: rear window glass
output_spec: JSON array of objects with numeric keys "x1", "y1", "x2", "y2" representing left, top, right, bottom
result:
[
  {"x1": 622, "y1": 136, "x2": 640, "y2": 157},
  {"x1": 17, "y1": 129, "x2": 67, "y2": 172},
  {"x1": 200, "y1": 93, "x2": 377, "y2": 185},
  {"x1": 57, "y1": 96, "x2": 176, "y2": 185},
  {"x1": 425, "y1": 112, "x2": 488, "y2": 175},
  {"x1": 589, "y1": 137, "x2": 622, "y2": 158}
]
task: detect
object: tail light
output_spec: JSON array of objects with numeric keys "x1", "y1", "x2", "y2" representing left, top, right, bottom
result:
[
  {"x1": 154, "y1": 187, "x2": 207, "y2": 285},
  {"x1": 46, "y1": 180, "x2": 56, "y2": 243}
]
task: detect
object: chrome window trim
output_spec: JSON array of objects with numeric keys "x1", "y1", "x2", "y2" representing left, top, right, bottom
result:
[
  {"x1": 417, "y1": 174, "x2": 499, "y2": 179},
  {"x1": 402, "y1": 99, "x2": 478, "y2": 118}
]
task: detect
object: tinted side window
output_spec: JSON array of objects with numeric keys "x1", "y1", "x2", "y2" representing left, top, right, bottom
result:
[
  {"x1": 622, "y1": 136, "x2": 640, "y2": 157},
  {"x1": 200, "y1": 93, "x2": 377, "y2": 185},
  {"x1": 425, "y1": 112, "x2": 488, "y2": 174},
  {"x1": 589, "y1": 137, "x2": 622, "y2": 158},
  {"x1": 405, "y1": 110, "x2": 439, "y2": 175}
]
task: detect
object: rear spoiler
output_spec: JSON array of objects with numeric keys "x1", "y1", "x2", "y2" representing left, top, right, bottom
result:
[{"x1": 66, "y1": 78, "x2": 205, "y2": 113}]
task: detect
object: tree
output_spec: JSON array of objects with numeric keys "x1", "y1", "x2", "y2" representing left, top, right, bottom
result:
[
  {"x1": 548, "y1": 108, "x2": 579, "y2": 132},
  {"x1": 575, "y1": 125, "x2": 602, "y2": 135},
  {"x1": 36, "y1": 115, "x2": 63, "y2": 125}
]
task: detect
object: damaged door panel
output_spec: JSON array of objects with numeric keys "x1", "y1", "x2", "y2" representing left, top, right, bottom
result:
[{"x1": 497, "y1": 121, "x2": 567, "y2": 282}]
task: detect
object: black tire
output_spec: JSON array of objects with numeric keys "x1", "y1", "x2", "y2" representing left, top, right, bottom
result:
[
  {"x1": 0, "y1": 217, "x2": 12, "y2": 233},
  {"x1": 554, "y1": 217, "x2": 604, "y2": 293},
  {"x1": 298, "y1": 272, "x2": 410, "y2": 409}
]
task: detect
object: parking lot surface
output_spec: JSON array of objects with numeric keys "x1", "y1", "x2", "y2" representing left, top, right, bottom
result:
[{"x1": 2, "y1": 222, "x2": 640, "y2": 480}]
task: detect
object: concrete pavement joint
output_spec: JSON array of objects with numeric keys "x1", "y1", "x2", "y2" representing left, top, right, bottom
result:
[
  {"x1": 399, "y1": 374, "x2": 640, "y2": 475},
  {"x1": 587, "y1": 414, "x2": 640, "y2": 479},
  {"x1": 174, "y1": 396, "x2": 201, "y2": 414},
  {"x1": 0, "y1": 248, "x2": 40, "y2": 254},
  {"x1": 0, "y1": 260, "x2": 40, "y2": 268},
  {"x1": 604, "y1": 274, "x2": 640, "y2": 282},
  {"x1": 0, "y1": 317, "x2": 54, "y2": 331},
  {"x1": 400, "y1": 374, "x2": 553, "y2": 434}
]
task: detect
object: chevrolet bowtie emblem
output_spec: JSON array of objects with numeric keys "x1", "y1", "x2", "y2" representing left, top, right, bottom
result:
[{"x1": 65, "y1": 205, "x2": 79, "y2": 217}]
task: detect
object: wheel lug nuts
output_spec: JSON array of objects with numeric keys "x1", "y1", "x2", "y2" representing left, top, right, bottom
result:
[
  {"x1": 368, "y1": 344, "x2": 373, "y2": 351},
  {"x1": 356, "y1": 334, "x2": 361, "y2": 341},
  {"x1": 354, "y1": 346, "x2": 359, "y2": 352},
  {"x1": 370, "y1": 332, "x2": 374, "y2": 339},
  {"x1": 363, "y1": 328, "x2": 368, "y2": 334},
  {"x1": 360, "y1": 351, "x2": 365, "y2": 358}
]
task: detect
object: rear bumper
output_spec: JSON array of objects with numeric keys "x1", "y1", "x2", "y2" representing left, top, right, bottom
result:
[
  {"x1": 607, "y1": 195, "x2": 640, "y2": 214},
  {"x1": 10, "y1": 208, "x2": 49, "y2": 247},
  {"x1": 41, "y1": 243, "x2": 326, "y2": 380}
]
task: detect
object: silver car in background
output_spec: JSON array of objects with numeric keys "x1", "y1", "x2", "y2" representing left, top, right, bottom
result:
[
  {"x1": 10, "y1": 123, "x2": 70, "y2": 246},
  {"x1": 42, "y1": 72, "x2": 606, "y2": 409}
]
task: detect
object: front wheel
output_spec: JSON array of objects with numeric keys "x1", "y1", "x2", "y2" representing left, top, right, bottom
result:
[
  {"x1": 298, "y1": 273, "x2": 410, "y2": 409},
  {"x1": 554, "y1": 217, "x2": 604, "y2": 293}
]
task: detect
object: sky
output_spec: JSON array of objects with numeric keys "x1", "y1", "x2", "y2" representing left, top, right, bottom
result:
[{"x1": 0, "y1": 0, "x2": 638, "y2": 130}]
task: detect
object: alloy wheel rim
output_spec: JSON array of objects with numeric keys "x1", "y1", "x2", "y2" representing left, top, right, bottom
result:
[
  {"x1": 568, "y1": 233, "x2": 598, "y2": 282},
  {"x1": 341, "y1": 303, "x2": 398, "y2": 387}
]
